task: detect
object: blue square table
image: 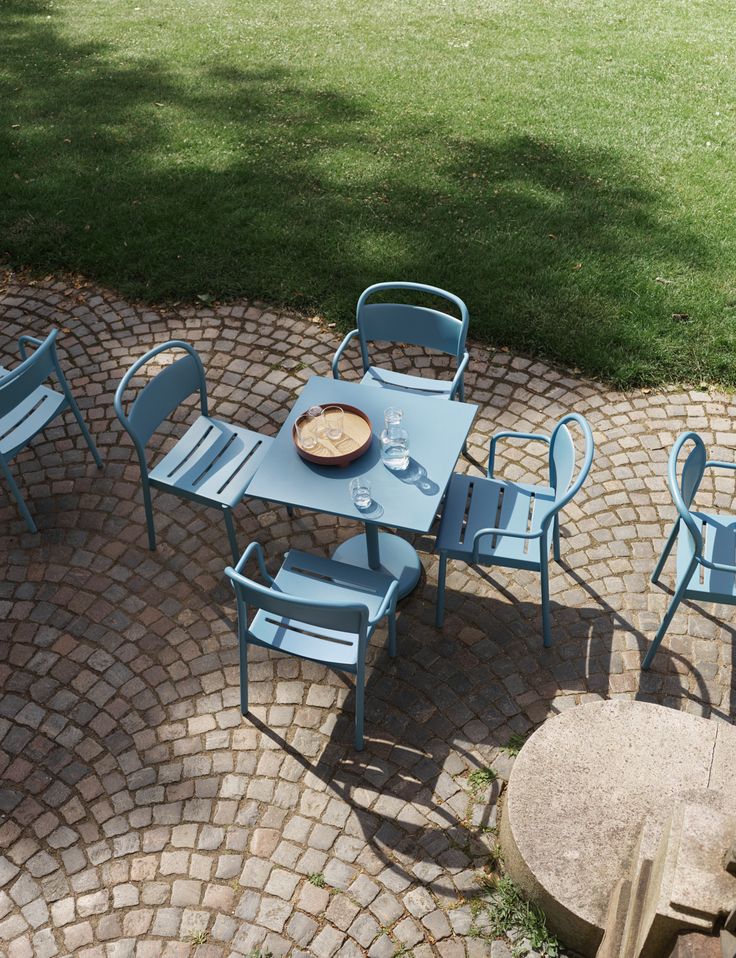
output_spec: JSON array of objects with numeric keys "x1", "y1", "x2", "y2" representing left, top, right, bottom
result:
[{"x1": 247, "y1": 376, "x2": 477, "y2": 597}]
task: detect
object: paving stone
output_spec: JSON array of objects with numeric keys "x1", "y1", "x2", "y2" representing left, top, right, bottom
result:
[
  {"x1": 0, "y1": 858, "x2": 20, "y2": 888},
  {"x1": 64, "y1": 921, "x2": 93, "y2": 953},
  {"x1": 394, "y1": 915, "x2": 424, "y2": 946},
  {"x1": 325, "y1": 893, "x2": 360, "y2": 930},
  {"x1": 368, "y1": 935, "x2": 396, "y2": 958},
  {"x1": 422, "y1": 908, "x2": 452, "y2": 939},
  {"x1": 369, "y1": 890, "x2": 404, "y2": 926},
  {"x1": 348, "y1": 873, "x2": 381, "y2": 906},
  {"x1": 170, "y1": 879, "x2": 201, "y2": 906},
  {"x1": 465, "y1": 938, "x2": 492, "y2": 958},
  {"x1": 257, "y1": 895, "x2": 292, "y2": 933},
  {"x1": 21, "y1": 897, "x2": 49, "y2": 929},
  {"x1": 311, "y1": 926, "x2": 346, "y2": 958},
  {"x1": 265, "y1": 868, "x2": 300, "y2": 900},
  {"x1": 298, "y1": 882, "x2": 330, "y2": 915},
  {"x1": 347, "y1": 911, "x2": 380, "y2": 947},
  {"x1": 31, "y1": 927, "x2": 58, "y2": 958},
  {"x1": 151, "y1": 906, "x2": 182, "y2": 937},
  {"x1": 286, "y1": 911, "x2": 319, "y2": 946},
  {"x1": 9, "y1": 874, "x2": 41, "y2": 908},
  {"x1": 323, "y1": 858, "x2": 357, "y2": 891},
  {"x1": 403, "y1": 886, "x2": 435, "y2": 918}
]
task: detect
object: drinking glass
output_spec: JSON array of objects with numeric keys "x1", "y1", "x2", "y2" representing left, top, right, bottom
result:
[
  {"x1": 349, "y1": 476, "x2": 373, "y2": 510},
  {"x1": 322, "y1": 405, "x2": 344, "y2": 441},
  {"x1": 295, "y1": 414, "x2": 318, "y2": 450}
]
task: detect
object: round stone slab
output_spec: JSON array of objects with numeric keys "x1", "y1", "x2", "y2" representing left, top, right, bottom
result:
[{"x1": 499, "y1": 701, "x2": 736, "y2": 956}]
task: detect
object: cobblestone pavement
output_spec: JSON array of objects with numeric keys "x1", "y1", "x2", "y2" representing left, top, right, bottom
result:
[{"x1": 0, "y1": 274, "x2": 734, "y2": 958}]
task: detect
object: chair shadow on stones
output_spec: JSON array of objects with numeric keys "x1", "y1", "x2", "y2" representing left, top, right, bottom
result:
[
  {"x1": 242, "y1": 584, "x2": 627, "y2": 902},
  {"x1": 561, "y1": 565, "x2": 726, "y2": 720}
]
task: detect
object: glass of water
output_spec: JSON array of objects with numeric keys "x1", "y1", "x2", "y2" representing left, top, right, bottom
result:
[
  {"x1": 349, "y1": 476, "x2": 373, "y2": 510},
  {"x1": 321, "y1": 405, "x2": 344, "y2": 441},
  {"x1": 295, "y1": 414, "x2": 318, "y2": 450}
]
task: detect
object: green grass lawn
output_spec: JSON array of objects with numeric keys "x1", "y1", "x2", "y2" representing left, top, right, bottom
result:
[{"x1": 2, "y1": 0, "x2": 735, "y2": 386}]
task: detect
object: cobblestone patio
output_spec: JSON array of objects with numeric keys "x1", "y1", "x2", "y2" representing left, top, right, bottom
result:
[{"x1": 0, "y1": 274, "x2": 734, "y2": 958}]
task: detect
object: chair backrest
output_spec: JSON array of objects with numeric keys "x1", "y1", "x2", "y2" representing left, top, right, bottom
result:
[
  {"x1": 667, "y1": 431, "x2": 707, "y2": 560},
  {"x1": 225, "y1": 563, "x2": 370, "y2": 644},
  {"x1": 548, "y1": 413, "x2": 595, "y2": 509},
  {"x1": 114, "y1": 341, "x2": 208, "y2": 452},
  {"x1": 356, "y1": 282, "x2": 469, "y2": 371},
  {"x1": 0, "y1": 329, "x2": 60, "y2": 419}
]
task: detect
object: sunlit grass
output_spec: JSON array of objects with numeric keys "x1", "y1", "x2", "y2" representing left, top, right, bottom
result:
[{"x1": 2, "y1": 0, "x2": 735, "y2": 386}]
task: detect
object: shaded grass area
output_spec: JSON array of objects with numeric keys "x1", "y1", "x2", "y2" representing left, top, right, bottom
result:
[{"x1": 1, "y1": 0, "x2": 735, "y2": 386}]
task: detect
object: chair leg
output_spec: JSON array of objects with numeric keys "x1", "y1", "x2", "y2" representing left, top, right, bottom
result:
[
  {"x1": 642, "y1": 575, "x2": 690, "y2": 670},
  {"x1": 435, "y1": 552, "x2": 447, "y2": 627},
  {"x1": 388, "y1": 611, "x2": 397, "y2": 658},
  {"x1": 223, "y1": 508, "x2": 239, "y2": 564},
  {"x1": 455, "y1": 383, "x2": 469, "y2": 455},
  {"x1": 553, "y1": 515, "x2": 561, "y2": 563},
  {"x1": 67, "y1": 397, "x2": 102, "y2": 468},
  {"x1": 286, "y1": 505, "x2": 294, "y2": 518},
  {"x1": 141, "y1": 479, "x2": 156, "y2": 551},
  {"x1": 239, "y1": 632, "x2": 249, "y2": 715},
  {"x1": 0, "y1": 457, "x2": 37, "y2": 533},
  {"x1": 540, "y1": 557, "x2": 552, "y2": 648},
  {"x1": 651, "y1": 522, "x2": 678, "y2": 585},
  {"x1": 355, "y1": 662, "x2": 365, "y2": 751}
]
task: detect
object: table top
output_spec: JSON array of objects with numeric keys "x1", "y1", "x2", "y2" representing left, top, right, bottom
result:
[{"x1": 247, "y1": 376, "x2": 477, "y2": 534}]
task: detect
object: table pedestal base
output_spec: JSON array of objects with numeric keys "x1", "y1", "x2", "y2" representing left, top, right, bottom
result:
[{"x1": 332, "y1": 531, "x2": 422, "y2": 599}]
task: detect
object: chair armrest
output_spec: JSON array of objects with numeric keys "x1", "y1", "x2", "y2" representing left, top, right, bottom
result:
[
  {"x1": 18, "y1": 335, "x2": 44, "y2": 360},
  {"x1": 472, "y1": 525, "x2": 542, "y2": 562},
  {"x1": 368, "y1": 580, "x2": 399, "y2": 626},
  {"x1": 699, "y1": 556, "x2": 736, "y2": 575},
  {"x1": 488, "y1": 431, "x2": 550, "y2": 478},
  {"x1": 449, "y1": 350, "x2": 470, "y2": 400},
  {"x1": 705, "y1": 460, "x2": 736, "y2": 472},
  {"x1": 231, "y1": 541, "x2": 276, "y2": 585},
  {"x1": 331, "y1": 329, "x2": 360, "y2": 380}
]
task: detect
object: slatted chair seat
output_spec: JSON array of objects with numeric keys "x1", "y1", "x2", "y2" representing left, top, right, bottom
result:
[
  {"x1": 114, "y1": 340, "x2": 288, "y2": 563},
  {"x1": 227, "y1": 543, "x2": 399, "y2": 749},
  {"x1": 149, "y1": 416, "x2": 271, "y2": 510},
  {"x1": 248, "y1": 549, "x2": 395, "y2": 670},
  {"x1": 647, "y1": 433, "x2": 736, "y2": 668},
  {"x1": 434, "y1": 415, "x2": 594, "y2": 647},
  {"x1": 333, "y1": 282, "x2": 470, "y2": 404},
  {"x1": 360, "y1": 366, "x2": 457, "y2": 399},
  {"x1": 677, "y1": 512, "x2": 736, "y2": 599},
  {"x1": 436, "y1": 474, "x2": 556, "y2": 570},
  {"x1": 0, "y1": 374, "x2": 68, "y2": 458},
  {"x1": 0, "y1": 331, "x2": 102, "y2": 532}
]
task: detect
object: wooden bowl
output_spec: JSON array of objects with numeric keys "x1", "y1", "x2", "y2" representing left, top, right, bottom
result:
[{"x1": 292, "y1": 404, "x2": 373, "y2": 467}]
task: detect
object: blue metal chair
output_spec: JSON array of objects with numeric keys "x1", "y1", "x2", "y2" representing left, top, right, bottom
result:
[
  {"x1": 226, "y1": 542, "x2": 399, "y2": 750},
  {"x1": 114, "y1": 340, "x2": 277, "y2": 564},
  {"x1": 332, "y1": 281, "x2": 470, "y2": 401},
  {"x1": 0, "y1": 329, "x2": 102, "y2": 533},
  {"x1": 434, "y1": 414, "x2": 594, "y2": 646},
  {"x1": 645, "y1": 431, "x2": 736, "y2": 670}
]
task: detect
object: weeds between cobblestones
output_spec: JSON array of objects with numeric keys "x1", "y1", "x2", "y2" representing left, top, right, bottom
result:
[{"x1": 0, "y1": 273, "x2": 734, "y2": 956}]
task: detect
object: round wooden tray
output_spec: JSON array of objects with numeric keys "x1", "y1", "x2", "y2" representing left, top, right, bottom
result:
[{"x1": 292, "y1": 404, "x2": 373, "y2": 467}]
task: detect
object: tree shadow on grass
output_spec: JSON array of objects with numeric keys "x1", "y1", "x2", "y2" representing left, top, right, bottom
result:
[{"x1": 0, "y1": 0, "x2": 715, "y2": 385}]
